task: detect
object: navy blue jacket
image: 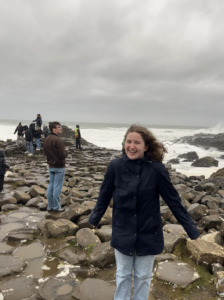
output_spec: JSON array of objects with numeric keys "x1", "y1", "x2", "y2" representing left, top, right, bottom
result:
[
  {"x1": 0, "y1": 150, "x2": 10, "y2": 176},
  {"x1": 89, "y1": 154, "x2": 199, "y2": 256}
]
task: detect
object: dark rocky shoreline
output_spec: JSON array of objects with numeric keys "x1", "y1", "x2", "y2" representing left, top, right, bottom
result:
[
  {"x1": 1, "y1": 126, "x2": 224, "y2": 299},
  {"x1": 174, "y1": 132, "x2": 224, "y2": 151}
]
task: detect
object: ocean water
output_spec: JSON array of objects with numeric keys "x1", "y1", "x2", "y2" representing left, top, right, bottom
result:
[{"x1": 1, "y1": 119, "x2": 224, "y2": 178}]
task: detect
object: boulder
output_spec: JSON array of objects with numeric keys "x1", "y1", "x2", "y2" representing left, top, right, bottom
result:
[
  {"x1": 211, "y1": 168, "x2": 224, "y2": 178},
  {"x1": 188, "y1": 203, "x2": 206, "y2": 221},
  {"x1": 29, "y1": 185, "x2": 46, "y2": 197},
  {"x1": 25, "y1": 196, "x2": 41, "y2": 207},
  {"x1": 178, "y1": 151, "x2": 199, "y2": 161},
  {"x1": 51, "y1": 203, "x2": 91, "y2": 222},
  {"x1": 198, "y1": 215, "x2": 222, "y2": 230},
  {"x1": 160, "y1": 206, "x2": 172, "y2": 221},
  {"x1": 187, "y1": 239, "x2": 224, "y2": 270},
  {"x1": 76, "y1": 228, "x2": 101, "y2": 247},
  {"x1": 201, "y1": 232, "x2": 224, "y2": 246},
  {"x1": 44, "y1": 219, "x2": 79, "y2": 238},
  {"x1": 156, "y1": 261, "x2": 200, "y2": 288},
  {"x1": 163, "y1": 231, "x2": 186, "y2": 253},
  {"x1": 57, "y1": 248, "x2": 79, "y2": 265},
  {"x1": 167, "y1": 159, "x2": 180, "y2": 164},
  {"x1": 89, "y1": 241, "x2": 115, "y2": 268},
  {"x1": 192, "y1": 192, "x2": 206, "y2": 204},
  {"x1": 13, "y1": 191, "x2": 31, "y2": 204},
  {"x1": 94, "y1": 225, "x2": 112, "y2": 242},
  {"x1": 0, "y1": 193, "x2": 17, "y2": 207},
  {"x1": 191, "y1": 157, "x2": 219, "y2": 168},
  {"x1": 1, "y1": 204, "x2": 18, "y2": 211}
]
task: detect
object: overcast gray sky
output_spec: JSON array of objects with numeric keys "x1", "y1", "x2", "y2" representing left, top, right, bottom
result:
[{"x1": 0, "y1": 0, "x2": 224, "y2": 126}]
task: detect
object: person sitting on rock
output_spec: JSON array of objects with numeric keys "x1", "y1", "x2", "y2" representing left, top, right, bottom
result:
[
  {"x1": 0, "y1": 150, "x2": 10, "y2": 194},
  {"x1": 89, "y1": 124, "x2": 199, "y2": 300},
  {"x1": 14, "y1": 122, "x2": 24, "y2": 146},
  {"x1": 33, "y1": 114, "x2": 42, "y2": 129},
  {"x1": 43, "y1": 121, "x2": 68, "y2": 213},
  {"x1": 24, "y1": 125, "x2": 34, "y2": 156}
]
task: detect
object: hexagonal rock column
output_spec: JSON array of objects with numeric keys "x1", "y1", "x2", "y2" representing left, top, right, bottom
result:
[
  {"x1": 156, "y1": 261, "x2": 200, "y2": 288},
  {"x1": 72, "y1": 278, "x2": 116, "y2": 300},
  {"x1": 0, "y1": 277, "x2": 38, "y2": 300},
  {"x1": 0, "y1": 256, "x2": 26, "y2": 278},
  {"x1": 37, "y1": 277, "x2": 78, "y2": 300},
  {"x1": 187, "y1": 239, "x2": 224, "y2": 270}
]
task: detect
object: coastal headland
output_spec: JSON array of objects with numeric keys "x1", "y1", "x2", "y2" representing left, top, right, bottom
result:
[{"x1": 0, "y1": 126, "x2": 224, "y2": 299}]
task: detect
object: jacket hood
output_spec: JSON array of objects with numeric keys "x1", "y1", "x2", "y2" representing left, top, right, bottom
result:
[{"x1": 0, "y1": 150, "x2": 5, "y2": 158}]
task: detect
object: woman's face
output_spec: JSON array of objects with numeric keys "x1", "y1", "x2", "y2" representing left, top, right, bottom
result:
[{"x1": 125, "y1": 132, "x2": 148, "y2": 160}]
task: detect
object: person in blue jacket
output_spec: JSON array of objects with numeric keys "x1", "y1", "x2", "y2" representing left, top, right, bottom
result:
[{"x1": 89, "y1": 124, "x2": 199, "y2": 300}]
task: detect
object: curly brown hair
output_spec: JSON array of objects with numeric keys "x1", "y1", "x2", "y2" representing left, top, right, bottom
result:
[{"x1": 125, "y1": 124, "x2": 167, "y2": 162}]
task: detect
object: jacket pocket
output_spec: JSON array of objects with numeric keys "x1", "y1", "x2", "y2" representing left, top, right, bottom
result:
[
  {"x1": 153, "y1": 215, "x2": 162, "y2": 234},
  {"x1": 114, "y1": 209, "x2": 124, "y2": 227}
]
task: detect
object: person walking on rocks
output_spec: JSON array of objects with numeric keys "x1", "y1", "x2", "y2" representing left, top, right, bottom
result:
[
  {"x1": 0, "y1": 150, "x2": 10, "y2": 194},
  {"x1": 14, "y1": 122, "x2": 24, "y2": 146},
  {"x1": 33, "y1": 114, "x2": 42, "y2": 129},
  {"x1": 44, "y1": 121, "x2": 68, "y2": 213},
  {"x1": 74, "y1": 124, "x2": 81, "y2": 150},
  {"x1": 89, "y1": 124, "x2": 199, "y2": 300}
]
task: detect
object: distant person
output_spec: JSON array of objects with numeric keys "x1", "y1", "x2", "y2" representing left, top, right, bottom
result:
[
  {"x1": 121, "y1": 137, "x2": 125, "y2": 155},
  {"x1": 34, "y1": 127, "x2": 43, "y2": 151},
  {"x1": 0, "y1": 150, "x2": 10, "y2": 194},
  {"x1": 89, "y1": 124, "x2": 199, "y2": 300},
  {"x1": 43, "y1": 121, "x2": 68, "y2": 213},
  {"x1": 33, "y1": 114, "x2": 42, "y2": 129},
  {"x1": 14, "y1": 122, "x2": 24, "y2": 146},
  {"x1": 74, "y1": 124, "x2": 81, "y2": 150},
  {"x1": 43, "y1": 123, "x2": 51, "y2": 138},
  {"x1": 24, "y1": 125, "x2": 33, "y2": 156}
]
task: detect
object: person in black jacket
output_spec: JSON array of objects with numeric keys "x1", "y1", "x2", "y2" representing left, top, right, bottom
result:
[
  {"x1": 33, "y1": 114, "x2": 42, "y2": 129},
  {"x1": 14, "y1": 122, "x2": 24, "y2": 146},
  {"x1": 24, "y1": 125, "x2": 33, "y2": 156},
  {"x1": 0, "y1": 150, "x2": 10, "y2": 193},
  {"x1": 34, "y1": 127, "x2": 43, "y2": 150},
  {"x1": 75, "y1": 125, "x2": 81, "y2": 150},
  {"x1": 89, "y1": 124, "x2": 199, "y2": 300}
]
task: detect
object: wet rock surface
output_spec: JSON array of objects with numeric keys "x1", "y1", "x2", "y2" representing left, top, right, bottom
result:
[
  {"x1": 0, "y1": 277, "x2": 38, "y2": 300},
  {"x1": 72, "y1": 278, "x2": 116, "y2": 300},
  {"x1": 156, "y1": 261, "x2": 200, "y2": 288},
  {"x1": 1, "y1": 125, "x2": 224, "y2": 299}
]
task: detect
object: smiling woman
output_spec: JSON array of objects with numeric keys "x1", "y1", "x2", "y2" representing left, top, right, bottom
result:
[
  {"x1": 124, "y1": 124, "x2": 167, "y2": 162},
  {"x1": 88, "y1": 123, "x2": 200, "y2": 300}
]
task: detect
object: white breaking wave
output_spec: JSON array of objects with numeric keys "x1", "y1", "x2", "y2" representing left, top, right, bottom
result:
[{"x1": 1, "y1": 120, "x2": 224, "y2": 178}]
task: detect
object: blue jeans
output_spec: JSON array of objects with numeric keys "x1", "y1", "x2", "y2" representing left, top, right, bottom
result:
[
  {"x1": 47, "y1": 167, "x2": 65, "y2": 210},
  {"x1": 36, "y1": 138, "x2": 41, "y2": 149},
  {"x1": 114, "y1": 249, "x2": 155, "y2": 300},
  {"x1": 25, "y1": 141, "x2": 33, "y2": 154}
]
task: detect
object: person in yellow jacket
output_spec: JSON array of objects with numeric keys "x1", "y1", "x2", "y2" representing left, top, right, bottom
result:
[{"x1": 74, "y1": 125, "x2": 81, "y2": 150}]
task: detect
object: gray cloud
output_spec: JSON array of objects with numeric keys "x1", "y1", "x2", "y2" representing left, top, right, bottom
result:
[{"x1": 0, "y1": 0, "x2": 224, "y2": 126}]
